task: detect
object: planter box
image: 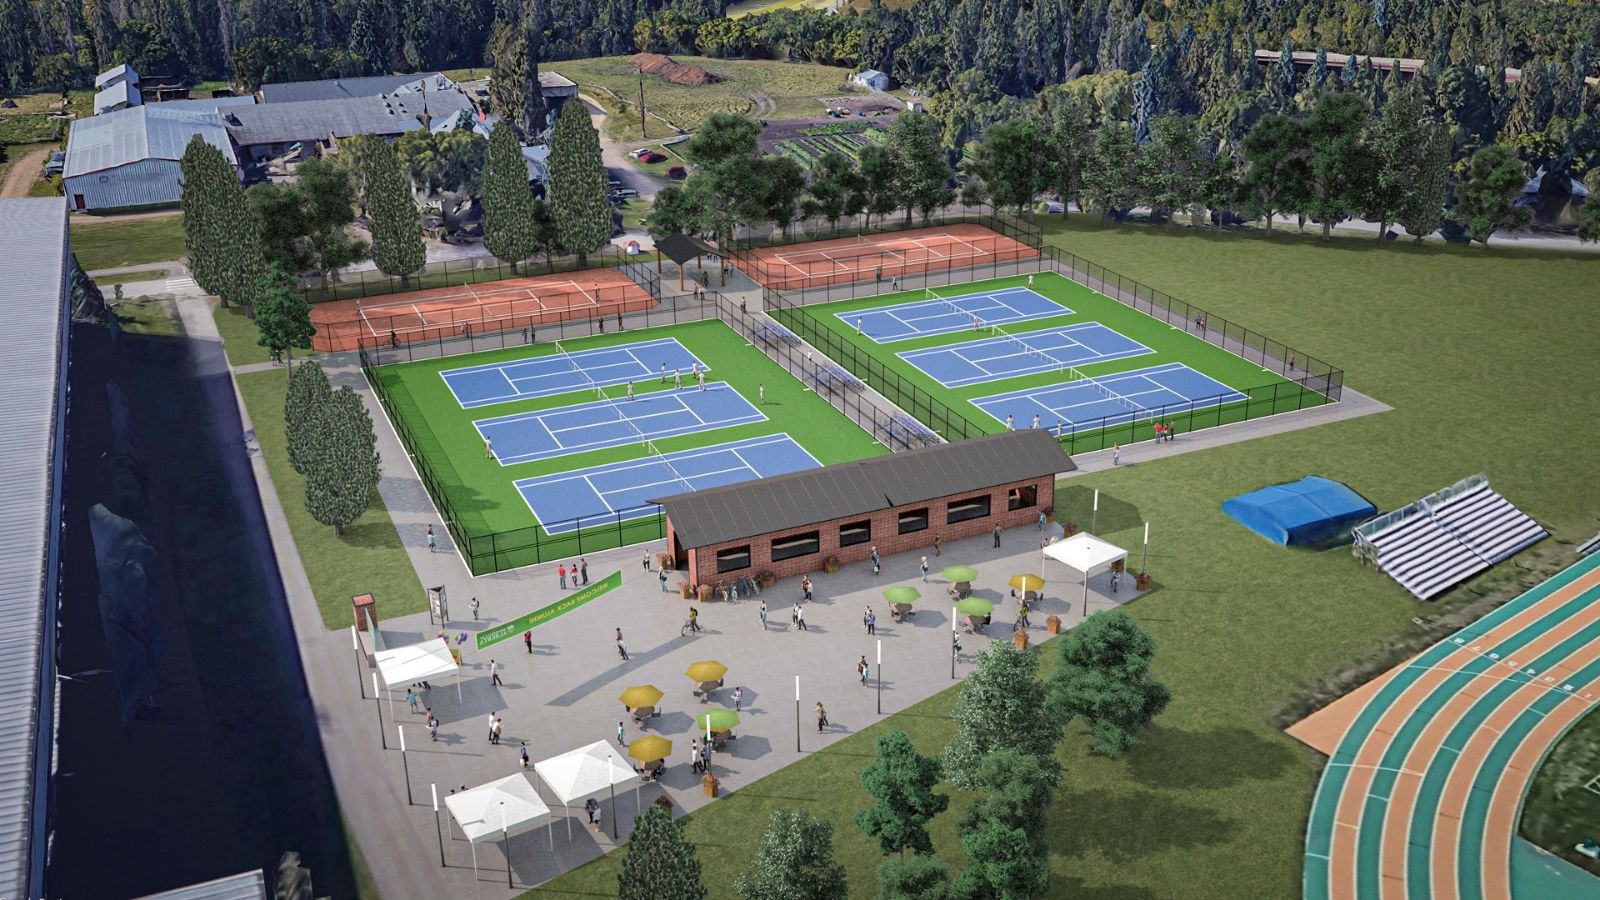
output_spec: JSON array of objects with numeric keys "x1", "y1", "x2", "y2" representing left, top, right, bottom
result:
[
  {"x1": 1046, "y1": 615, "x2": 1062, "y2": 635},
  {"x1": 1013, "y1": 630, "x2": 1029, "y2": 649},
  {"x1": 702, "y1": 774, "x2": 719, "y2": 797}
]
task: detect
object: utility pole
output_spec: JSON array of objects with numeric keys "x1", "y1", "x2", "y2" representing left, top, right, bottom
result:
[{"x1": 637, "y1": 67, "x2": 648, "y2": 139}]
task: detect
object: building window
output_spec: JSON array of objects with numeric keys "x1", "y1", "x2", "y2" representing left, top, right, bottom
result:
[
  {"x1": 946, "y1": 495, "x2": 991, "y2": 524},
  {"x1": 716, "y1": 545, "x2": 751, "y2": 574},
  {"x1": 898, "y1": 508, "x2": 929, "y2": 534},
  {"x1": 1008, "y1": 485, "x2": 1038, "y2": 511},
  {"x1": 839, "y1": 520, "x2": 872, "y2": 547},
  {"x1": 771, "y1": 530, "x2": 821, "y2": 562}
]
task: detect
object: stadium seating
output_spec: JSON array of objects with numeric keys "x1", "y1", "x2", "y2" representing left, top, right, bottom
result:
[{"x1": 1363, "y1": 480, "x2": 1546, "y2": 600}]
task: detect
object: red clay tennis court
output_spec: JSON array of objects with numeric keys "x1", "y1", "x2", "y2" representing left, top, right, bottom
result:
[
  {"x1": 735, "y1": 224, "x2": 1039, "y2": 291},
  {"x1": 310, "y1": 268, "x2": 656, "y2": 351}
]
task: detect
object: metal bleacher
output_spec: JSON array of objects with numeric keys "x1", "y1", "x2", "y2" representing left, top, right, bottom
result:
[{"x1": 1352, "y1": 475, "x2": 1547, "y2": 600}]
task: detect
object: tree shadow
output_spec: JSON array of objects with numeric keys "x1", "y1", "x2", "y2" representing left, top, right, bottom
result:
[
  {"x1": 1124, "y1": 724, "x2": 1299, "y2": 790},
  {"x1": 1053, "y1": 787, "x2": 1238, "y2": 862},
  {"x1": 1048, "y1": 877, "x2": 1158, "y2": 900},
  {"x1": 1054, "y1": 485, "x2": 1144, "y2": 535}
]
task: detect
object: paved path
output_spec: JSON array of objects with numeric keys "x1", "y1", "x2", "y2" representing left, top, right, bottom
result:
[
  {"x1": 0, "y1": 146, "x2": 50, "y2": 197},
  {"x1": 1303, "y1": 552, "x2": 1600, "y2": 900}
]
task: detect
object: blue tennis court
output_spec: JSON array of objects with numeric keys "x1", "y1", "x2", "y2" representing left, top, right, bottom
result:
[
  {"x1": 477, "y1": 382, "x2": 764, "y2": 465},
  {"x1": 837, "y1": 287, "x2": 1070, "y2": 343},
  {"x1": 440, "y1": 338, "x2": 707, "y2": 409},
  {"x1": 516, "y1": 434, "x2": 822, "y2": 533},
  {"x1": 970, "y1": 362, "x2": 1248, "y2": 430},
  {"x1": 898, "y1": 323, "x2": 1153, "y2": 388}
]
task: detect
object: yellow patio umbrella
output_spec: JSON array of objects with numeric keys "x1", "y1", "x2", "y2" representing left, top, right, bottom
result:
[
  {"x1": 1008, "y1": 574, "x2": 1045, "y2": 593},
  {"x1": 685, "y1": 660, "x2": 729, "y2": 683},
  {"x1": 628, "y1": 735, "x2": 673, "y2": 763},
  {"x1": 619, "y1": 685, "x2": 664, "y2": 709}
]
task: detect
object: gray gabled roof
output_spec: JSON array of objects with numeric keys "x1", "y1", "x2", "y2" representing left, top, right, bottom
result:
[
  {"x1": 222, "y1": 92, "x2": 473, "y2": 146},
  {"x1": 65, "y1": 104, "x2": 236, "y2": 178},
  {"x1": 94, "y1": 63, "x2": 137, "y2": 88},
  {"x1": 259, "y1": 72, "x2": 456, "y2": 103},
  {"x1": 0, "y1": 198, "x2": 69, "y2": 900},
  {"x1": 654, "y1": 430, "x2": 1074, "y2": 548}
]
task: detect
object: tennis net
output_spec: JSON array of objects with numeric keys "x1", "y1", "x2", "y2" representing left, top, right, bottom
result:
[
  {"x1": 924, "y1": 288, "x2": 975, "y2": 325},
  {"x1": 1065, "y1": 366, "x2": 1149, "y2": 420},
  {"x1": 990, "y1": 324, "x2": 1061, "y2": 373},
  {"x1": 554, "y1": 341, "x2": 692, "y2": 486}
]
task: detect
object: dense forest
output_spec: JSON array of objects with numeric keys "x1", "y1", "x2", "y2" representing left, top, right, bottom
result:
[{"x1": 3, "y1": 0, "x2": 1597, "y2": 177}]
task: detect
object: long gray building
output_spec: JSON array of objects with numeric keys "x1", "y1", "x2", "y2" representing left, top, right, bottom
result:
[
  {"x1": 0, "y1": 198, "x2": 71, "y2": 900},
  {"x1": 63, "y1": 104, "x2": 238, "y2": 210}
]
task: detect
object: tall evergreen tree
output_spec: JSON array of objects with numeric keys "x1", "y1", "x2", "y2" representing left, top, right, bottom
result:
[
  {"x1": 519, "y1": 16, "x2": 549, "y2": 138},
  {"x1": 254, "y1": 263, "x2": 316, "y2": 370},
  {"x1": 854, "y1": 731, "x2": 949, "y2": 858},
  {"x1": 942, "y1": 641, "x2": 1061, "y2": 790},
  {"x1": 547, "y1": 99, "x2": 614, "y2": 265},
  {"x1": 286, "y1": 359, "x2": 332, "y2": 476},
  {"x1": 181, "y1": 136, "x2": 239, "y2": 300},
  {"x1": 1367, "y1": 94, "x2": 1448, "y2": 240},
  {"x1": 618, "y1": 804, "x2": 706, "y2": 900},
  {"x1": 0, "y1": 0, "x2": 37, "y2": 94},
  {"x1": 1276, "y1": 39, "x2": 1297, "y2": 99},
  {"x1": 1309, "y1": 48, "x2": 1330, "y2": 97},
  {"x1": 1453, "y1": 144, "x2": 1532, "y2": 245},
  {"x1": 349, "y1": 0, "x2": 392, "y2": 76},
  {"x1": 365, "y1": 138, "x2": 426, "y2": 279},
  {"x1": 482, "y1": 123, "x2": 540, "y2": 267},
  {"x1": 304, "y1": 386, "x2": 381, "y2": 536},
  {"x1": 733, "y1": 809, "x2": 848, "y2": 900},
  {"x1": 951, "y1": 819, "x2": 1050, "y2": 899},
  {"x1": 1577, "y1": 170, "x2": 1600, "y2": 244},
  {"x1": 1397, "y1": 128, "x2": 1451, "y2": 240},
  {"x1": 488, "y1": 22, "x2": 528, "y2": 136},
  {"x1": 1047, "y1": 610, "x2": 1171, "y2": 758}
]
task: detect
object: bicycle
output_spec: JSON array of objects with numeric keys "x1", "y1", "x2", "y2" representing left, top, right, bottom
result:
[{"x1": 681, "y1": 617, "x2": 696, "y2": 637}]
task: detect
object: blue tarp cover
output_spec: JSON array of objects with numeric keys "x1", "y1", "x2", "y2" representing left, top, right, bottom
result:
[{"x1": 1222, "y1": 476, "x2": 1376, "y2": 546}]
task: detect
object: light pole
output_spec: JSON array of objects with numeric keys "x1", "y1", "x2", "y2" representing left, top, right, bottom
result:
[
  {"x1": 876, "y1": 639, "x2": 882, "y2": 714},
  {"x1": 372, "y1": 672, "x2": 386, "y2": 749},
  {"x1": 608, "y1": 753, "x2": 619, "y2": 839},
  {"x1": 637, "y1": 67, "x2": 647, "y2": 139},
  {"x1": 794, "y1": 675, "x2": 801, "y2": 752},
  {"x1": 502, "y1": 801, "x2": 512, "y2": 889},
  {"x1": 399, "y1": 725, "x2": 413, "y2": 804},
  {"x1": 431, "y1": 784, "x2": 445, "y2": 867},
  {"x1": 951, "y1": 606, "x2": 957, "y2": 679},
  {"x1": 1141, "y1": 521, "x2": 1149, "y2": 575},
  {"x1": 352, "y1": 626, "x2": 364, "y2": 698},
  {"x1": 1092, "y1": 488, "x2": 1099, "y2": 533}
]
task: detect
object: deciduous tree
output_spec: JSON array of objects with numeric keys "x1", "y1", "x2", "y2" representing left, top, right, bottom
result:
[
  {"x1": 1453, "y1": 144, "x2": 1532, "y2": 245},
  {"x1": 886, "y1": 111, "x2": 952, "y2": 223},
  {"x1": 854, "y1": 731, "x2": 949, "y2": 858},
  {"x1": 942, "y1": 641, "x2": 1060, "y2": 790},
  {"x1": 1302, "y1": 93, "x2": 1375, "y2": 238},
  {"x1": 1047, "y1": 609, "x2": 1171, "y2": 758},
  {"x1": 254, "y1": 264, "x2": 315, "y2": 370},
  {"x1": 1240, "y1": 115, "x2": 1307, "y2": 234},
  {"x1": 733, "y1": 809, "x2": 848, "y2": 900},
  {"x1": 1080, "y1": 121, "x2": 1139, "y2": 222}
]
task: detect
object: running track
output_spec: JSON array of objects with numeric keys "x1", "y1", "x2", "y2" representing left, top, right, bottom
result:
[{"x1": 1304, "y1": 552, "x2": 1600, "y2": 900}]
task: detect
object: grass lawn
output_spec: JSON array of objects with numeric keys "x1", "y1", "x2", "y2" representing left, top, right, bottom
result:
[
  {"x1": 0, "y1": 90, "x2": 91, "y2": 143},
  {"x1": 371, "y1": 319, "x2": 887, "y2": 570},
  {"x1": 786, "y1": 270, "x2": 1327, "y2": 453},
  {"x1": 1520, "y1": 701, "x2": 1600, "y2": 876},
  {"x1": 615, "y1": 197, "x2": 653, "y2": 230},
  {"x1": 535, "y1": 218, "x2": 1600, "y2": 898},
  {"x1": 113, "y1": 297, "x2": 182, "y2": 336},
  {"x1": 549, "y1": 57, "x2": 854, "y2": 142},
  {"x1": 236, "y1": 367, "x2": 425, "y2": 629},
  {"x1": 210, "y1": 299, "x2": 321, "y2": 367},
  {"x1": 70, "y1": 213, "x2": 187, "y2": 271},
  {"x1": 93, "y1": 268, "x2": 168, "y2": 286}
]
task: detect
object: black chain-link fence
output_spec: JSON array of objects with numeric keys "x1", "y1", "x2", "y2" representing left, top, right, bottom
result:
[{"x1": 304, "y1": 246, "x2": 633, "y2": 304}]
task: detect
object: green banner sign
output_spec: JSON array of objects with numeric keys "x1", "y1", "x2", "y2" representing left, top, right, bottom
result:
[{"x1": 476, "y1": 570, "x2": 623, "y2": 650}]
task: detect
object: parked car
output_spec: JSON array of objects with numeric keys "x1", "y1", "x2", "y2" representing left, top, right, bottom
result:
[
  {"x1": 609, "y1": 187, "x2": 639, "y2": 199},
  {"x1": 43, "y1": 150, "x2": 65, "y2": 176},
  {"x1": 639, "y1": 150, "x2": 667, "y2": 164},
  {"x1": 629, "y1": 148, "x2": 649, "y2": 159},
  {"x1": 667, "y1": 166, "x2": 687, "y2": 180}
]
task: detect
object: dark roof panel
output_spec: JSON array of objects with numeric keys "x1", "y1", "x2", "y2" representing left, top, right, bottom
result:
[{"x1": 655, "y1": 430, "x2": 1073, "y2": 548}]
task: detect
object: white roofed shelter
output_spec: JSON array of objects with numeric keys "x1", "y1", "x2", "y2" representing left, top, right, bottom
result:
[
  {"x1": 374, "y1": 638, "x2": 461, "y2": 713},
  {"x1": 443, "y1": 774, "x2": 552, "y2": 884},
  {"x1": 1043, "y1": 532, "x2": 1129, "y2": 616},
  {"x1": 534, "y1": 740, "x2": 642, "y2": 840}
]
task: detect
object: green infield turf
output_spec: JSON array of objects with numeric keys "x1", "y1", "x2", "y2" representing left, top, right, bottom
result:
[
  {"x1": 778, "y1": 271, "x2": 1334, "y2": 454},
  {"x1": 370, "y1": 319, "x2": 887, "y2": 574}
]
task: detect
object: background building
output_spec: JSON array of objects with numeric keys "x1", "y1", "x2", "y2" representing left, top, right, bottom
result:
[{"x1": 63, "y1": 105, "x2": 237, "y2": 210}]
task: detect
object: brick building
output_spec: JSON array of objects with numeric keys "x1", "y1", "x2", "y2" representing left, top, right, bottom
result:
[{"x1": 654, "y1": 430, "x2": 1075, "y2": 586}]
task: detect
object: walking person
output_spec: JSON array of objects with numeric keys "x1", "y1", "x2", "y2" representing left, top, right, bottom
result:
[
  {"x1": 469, "y1": 597, "x2": 480, "y2": 620},
  {"x1": 428, "y1": 712, "x2": 438, "y2": 741},
  {"x1": 816, "y1": 701, "x2": 828, "y2": 732},
  {"x1": 585, "y1": 797, "x2": 599, "y2": 824},
  {"x1": 921, "y1": 556, "x2": 929, "y2": 582},
  {"x1": 759, "y1": 599, "x2": 768, "y2": 629},
  {"x1": 993, "y1": 525, "x2": 1002, "y2": 548},
  {"x1": 855, "y1": 317, "x2": 863, "y2": 335},
  {"x1": 484, "y1": 436, "x2": 494, "y2": 459},
  {"x1": 732, "y1": 685, "x2": 744, "y2": 712},
  {"x1": 791, "y1": 603, "x2": 799, "y2": 628},
  {"x1": 493, "y1": 717, "x2": 504, "y2": 744},
  {"x1": 1006, "y1": 414, "x2": 1014, "y2": 431},
  {"x1": 700, "y1": 742, "x2": 711, "y2": 772},
  {"x1": 857, "y1": 655, "x2": 869, "y2": 685},
  {"x1": 933, "y1": 533, "x2": 942, "y2": 556},
  {"x1": 617, "y1": 721, "x2": 625, "y2": 746},
  {"x1": 660, "y1": 363, "x2": 667, "y2": 383},
  {"x1": 520, "y1": 742, "x2": 529, "y2": 768},
  {"x1": 870, "y1": 546, "x2": 880, "y2": 575},
  {"x1": 490, "y1": 658, "x2": 503, "y2": 687},
  {"x1": 1017, "y1": 602, "x2": 1030, "y2": 630},
  {"x1": 1038, "y1": 510, "x2": 1047, "y2": 531},
  {"x1": 696, "y1": 370, "x2": 706, "y2": 391},
  {"x1": 580, "y1": 558, "x2": 589, "y2": 585},
  {"x1": 487, "y1": 712, "x2": 498, "y2": 744},
  {"x1": 864, "y1": 607, "x2": 876, "y2": 635},
  {"x1": 426, "y1": 524, "x2": 437, "y2": 553},
  {"x1": 625, "y1": 382, "x2": 634, "y2": 402},
  {"x1": 406, "y1": 686, "x2": 420, "y2": 713},
  {"x1": 658, "y1": 568, "x2": 669, "y2": 592},
  {"x1": 616, "y1": 627, "x2": 629, "y2": 660},
  {"x1": 691, "y1": 738, "x2": 702, "y2": 774},
  {"x1": 796, "y1": 604, "x2": 807, "y2": 631},
  {"x1": 1027, "y1": 274, "x2": 1034, "y2": 287},
  {"x1": 1113, "y1": 442, "x2": 1121, "y2": 465},
  {"x1": 523, "y1": 630, "x2": 533, "y2": 654},
  {"x1": 558, "y1": 563, "x2": 567, "y2": 589},
  {"x1": 643, "y1": 550, "x2": 652, "y2": 571},
  {"x1": 758, "y1": 384, "x2": 765, "y2": 405},
  {"x1": 801, "y1": 575, "x2": 813, "y2": 602},
  {"x1": 674, "y1": 370, "x2": 683, "y2": 390},
  {"x1": 688, "y1": 607, "x2": 700, "y2": 633}
]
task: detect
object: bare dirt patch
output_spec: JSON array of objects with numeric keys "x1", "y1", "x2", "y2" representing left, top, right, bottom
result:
[{"x1": 629, "y1": 53, "x2": 723, "y2": 86}]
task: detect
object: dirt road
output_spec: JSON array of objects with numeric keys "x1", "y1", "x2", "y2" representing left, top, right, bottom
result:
[{"x1": 1, "y1": 146, "x2": 51, "y2": 198}]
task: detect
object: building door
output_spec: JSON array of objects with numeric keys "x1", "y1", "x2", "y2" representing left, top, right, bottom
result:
[{"x1": 72, "y1": 194, "x2": 85, "y2": 210}]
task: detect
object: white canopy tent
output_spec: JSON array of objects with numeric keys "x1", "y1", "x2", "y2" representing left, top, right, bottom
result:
[
  {"x1": 374, "y1": 638, "x2": 462, "y2": 715},
  {"x1": 534, "y1": 740, "x2": 643, "y2": 840},
  {"x1": 1043, "y1": 532, "x2": 1129, "y2": 616},
  {"x1": 443, "y1": 774, "x2": 553, "y2": 884}
]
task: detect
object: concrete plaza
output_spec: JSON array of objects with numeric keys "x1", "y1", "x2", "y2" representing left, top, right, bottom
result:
[{"x1": 355, "y1": 517, "x2": 1137, "y2": 893}]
